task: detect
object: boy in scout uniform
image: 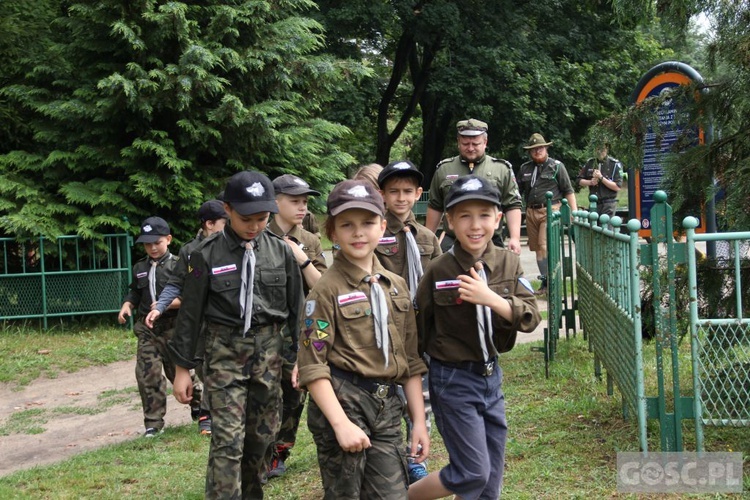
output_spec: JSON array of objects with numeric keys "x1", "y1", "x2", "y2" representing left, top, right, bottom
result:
[
  {"x1": 145, "y1": 199, "x2": 228, "y2": 435},
  {"x1": 425, "y1": 118, "x2": 523, "y2": 253},
  {"x1": 117, "y1": 216, "x2": 182, "y2": 437},
  {"x1": 376, "y1": 159, "x2": 441, "y2": 483},
  {"x1": 577, "y1": 143, "x2": 623, "y2": 217},
  {"x1": 411, "y1": 175, "x2": 540, "y2": 499},
  {"x1": 297, "y1": 179, "x2": 428, "y2": 498},
  {"x1": 168, "y1": 171, "x2": 304, "y2": 499},
  {"x1": 517, "y1": 133, "x2": 577, "y2": 294},
  {"x1": 265, "y1": 173, "x2": 328, "y2": 478}
]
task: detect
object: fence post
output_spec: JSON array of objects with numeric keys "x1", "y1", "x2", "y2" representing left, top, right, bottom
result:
[{"x1": 683, "y1": 216, "x2": 705, "y2": 451}]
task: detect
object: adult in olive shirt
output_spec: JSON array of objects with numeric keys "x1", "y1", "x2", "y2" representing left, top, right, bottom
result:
[
  {"x1": 517, "y1": 133, "x2": 577, "y2": 294},
  {"x1": 426, "y1": 118, "x2": 523, "y2": 253},
  {"x1": 576, "y1": 143, "x2": 623, "y2": 217}
]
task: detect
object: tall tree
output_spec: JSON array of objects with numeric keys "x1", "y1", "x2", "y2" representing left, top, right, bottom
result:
[
  {"x1": 0, "y1": 0, "x2": 366, "y2": 242},
  {"x1": 602, "y1": 1, "x2": 750, "y2": 229},
  {"x1": 316, "y1": 0, "x2": 670, "y2": 186}
]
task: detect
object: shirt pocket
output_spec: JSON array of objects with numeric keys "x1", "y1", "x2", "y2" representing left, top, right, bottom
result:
[
  {"x1": 210, "y1": 272, "x2": 242, "y2": 295},
  {"x1": 489, "y1": 279, "x2": 516, "y2": 298},
  {"x1": 135, "y1": 275, "x2": 149, "y2": 291},
  {"x1": 375, "y1": 243, "x2": 399, "y2": 258},
  {"x1": 389, "y1": 296, "x2": 411, "y2": 348},
  {"x1": 259, "y1": 268, "x2": 286, "y2": 304},
  {"x1": 433, "y1": 288, "x2": 460, "y2": 307},
  {"x1": 340, "y1": 301, "x2": 376, "y2": 348}
]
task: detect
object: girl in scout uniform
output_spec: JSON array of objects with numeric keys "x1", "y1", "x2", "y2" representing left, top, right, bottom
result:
[{"x1": 296, "y1": 179, "x2": 428, "y2": 498}]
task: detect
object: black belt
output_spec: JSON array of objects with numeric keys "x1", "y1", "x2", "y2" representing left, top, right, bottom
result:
[
  {"x1": 329, "y1": 365, "x2": 397, "y2": 399},
  {"x1": 207, "y1": 322, "x2": 278, "y2": 336},
  {"x1": 528, "y1": 202, "x2": 559, "y2": 209},
  {"x1": 436, "y1": 357, "x2": 497, "y2": 377},
  {"x1": 598, "y1": 198, "x2": 617, "y2": 203}
]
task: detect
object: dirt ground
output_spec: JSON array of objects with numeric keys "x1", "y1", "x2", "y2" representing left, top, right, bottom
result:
[
  {"x1": 0, "y1": 359, "x2": 194, "y2": 477},
  {"x1": 0, "y1": 296, "x2": 547, "y2": 479}
]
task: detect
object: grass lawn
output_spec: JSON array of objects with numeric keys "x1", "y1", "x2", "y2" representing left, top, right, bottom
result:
[{"x1": 0, "y1": 322, "x2": 747, "y2": 498}]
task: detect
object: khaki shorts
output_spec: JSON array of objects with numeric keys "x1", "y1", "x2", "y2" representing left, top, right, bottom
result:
[{"x1": 525, "y1": 204, "x2": 560, "y2": 255}]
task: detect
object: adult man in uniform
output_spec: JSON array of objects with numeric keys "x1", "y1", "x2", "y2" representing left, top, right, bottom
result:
[
  {"x1": 576, "y1": 143, "x2": 623, "y2": 217},
  {"x1": 517, "y1": 133, "x2": 577, "y2": 295},
  {"x1": 425, "y1": 118, "x2": 523, "y2": 253}
]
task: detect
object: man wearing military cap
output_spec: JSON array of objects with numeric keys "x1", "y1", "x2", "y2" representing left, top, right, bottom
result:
[
  {"x1": 517, "y1": 133, "x2": 577, "y2": 295},
  {"x1": 426, "y1": 118, "x2": 523, "y2": 253}
]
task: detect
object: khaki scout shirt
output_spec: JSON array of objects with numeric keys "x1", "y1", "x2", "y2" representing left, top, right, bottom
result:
[
  {"x1": 416, "y1": 242, "x2": 541, "y2": 363},
  {"x1": 375, "y1": 211, "x2": 442, "y2": 293},
  {"x1": 297, "y1": 253, "x2": 426, "y2": 389},
  {"x1": 428, "y1": 154, "x2": 522, "y2": 238},
  {"x1": 268, "y1": 218, "x2": 328, "y2": 295},
  {"x1": 168, "y1": 226, "x2": 304, "y2": 369},
  {"x1": 124, "y1": 252, "x2": 177, "y2": 319},
  {"x1": 518, "y1": 157, "x2": 574, "y2": 207}
]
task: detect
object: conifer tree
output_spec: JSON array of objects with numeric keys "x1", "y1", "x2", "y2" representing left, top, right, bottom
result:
[{"x1": 0, "y1": 0, "x2": 364, "y2": 242}]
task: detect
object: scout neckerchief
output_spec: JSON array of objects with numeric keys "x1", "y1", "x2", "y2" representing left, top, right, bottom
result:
[
  {"x1": 366, "y1": 274, "x2": 390, "y2": 368},
  {"x1": 474, "y1": 261, "x2": 495, "y2": 362},
  {"x1": 448, "y1": 248, "x2": 495, "y2": 362},
  {"x1": 148, "y1": 260, "x2": 158, "y2": 303},
  {"x1": 403, "y1": 226, "x2": 423, "y2": 301},
  {"x1": 240, "y1": 240, "x2": 257, "y2": 336}
]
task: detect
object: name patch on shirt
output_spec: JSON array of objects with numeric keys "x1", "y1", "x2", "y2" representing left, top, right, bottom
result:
[
  {"x1": 136, "y1": 272, "x2": 148, "y2": 279},
  {"x1": 435, "y1": 280, "x2": 461, "y2": 290},
  {"x1": 212, "y1": 264, "x2": 238, "y2": 275},
  {"x1": 446, "y1": 174, "x2": 459, "y2": 180},
  {"x1": 378, "y1": 236, "x2": 397, "y2": 245},
  {"x1": 338, "y1": 291, "x2": 368, "y2": 305}
]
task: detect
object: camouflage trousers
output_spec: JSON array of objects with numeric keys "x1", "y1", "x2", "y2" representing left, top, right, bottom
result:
[
  {"x1": 307, "y1": 375, "x2": 409, "y2": 499},
  {"x1": 203, "y1": 322, "x2": 284, "y2": 500},
  {"x1": 134, "y1": 318, "x2": 202, "y2": 430},
  {"x1": 268, "y1": 343, "x2": 305, "y2": 463}
]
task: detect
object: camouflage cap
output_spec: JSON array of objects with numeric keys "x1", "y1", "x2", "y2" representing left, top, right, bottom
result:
[
  {"x1": 456, "y1": 118, "x2": 488, "y2": 137},
  {"x1": 523, "y1": 133, "x2": 554, "y2": 149}
]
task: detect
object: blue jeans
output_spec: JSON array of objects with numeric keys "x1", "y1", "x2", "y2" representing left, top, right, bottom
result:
[{"x1": 430, "y1": 358, "x2": 507, "y2": 500}]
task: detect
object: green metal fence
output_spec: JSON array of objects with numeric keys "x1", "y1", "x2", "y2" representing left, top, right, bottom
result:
[
  {"x1": 0, "y1": 234, "x2": 133, "y2": 329},
  {"x1": 573, "y1": 202, "x2": 649, "y2": 451},
  {"x1": 684, "y1": 217, "x2": 750, "y2": 451},
  {"x1": 537, "y1": 193, "x2": 577, "y2": 377}
]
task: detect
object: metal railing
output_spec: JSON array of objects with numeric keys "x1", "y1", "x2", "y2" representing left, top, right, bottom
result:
[{"x1": 0, "y1": 234, "x2": 133, "y2": 329}]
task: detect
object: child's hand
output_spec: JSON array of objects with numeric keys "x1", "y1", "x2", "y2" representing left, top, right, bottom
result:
[
  {"x1": 291, "y1": 363, "x2": 302, "y2": 391},
  {"x1": 144, "y1": 309, "x2": 160, "y2": 328},
  {"x1": 172, "y1": 367, "x2": 193, "y2": 404},
  {"x1": 333, "y1": 420, "x2": 371, "y2": 453},
  {"x1": 457, "y1": 266, "x2": 496, "y2": 308},
  {"x1": 117, "y1": 303, "x2": 132, "y2": 324},
  {"x1": 409, "y1": 421, "x2": 430, "y2": 464},
  {"x1": 283, "y1": 236, "x2": 309, "y2": 265}
]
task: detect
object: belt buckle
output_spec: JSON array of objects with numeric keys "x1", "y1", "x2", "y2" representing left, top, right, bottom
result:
[
  {"x1": 483, "y1": 362, "x2": 494, "y2": 377},
  {"x1": 375, "y1": 384, "x2": 390, "y2": 399}
]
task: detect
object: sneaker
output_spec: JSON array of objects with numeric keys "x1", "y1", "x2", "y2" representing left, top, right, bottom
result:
[
  {"x1": 198, "y1": 415, "x2": 212, "y2": 435},
  {"x1": 144, "y1": 427, "x2": 162, "y2": 438},
  {"x1": 190, "y1": 405, "x2": 201, "y2": 422},
  {"x1": 267, "y1": 457, "x2": 286, "y2": 479},
  {"x1": 408, "y1": 462, "x2": 428, "y2": 484}
]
